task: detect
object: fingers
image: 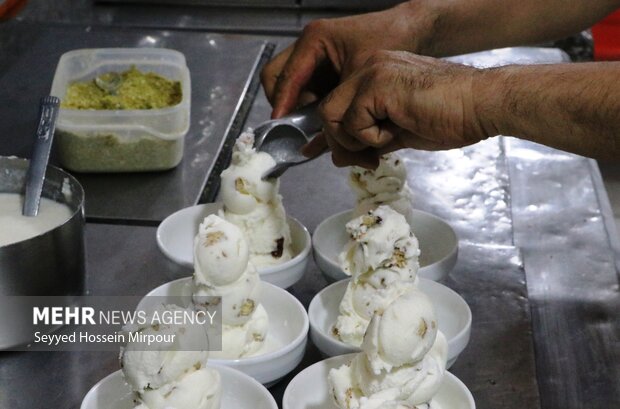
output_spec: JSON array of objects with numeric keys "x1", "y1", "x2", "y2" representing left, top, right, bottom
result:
[
  {"x1": 301, "y1": 133, "x2": 380, "y2": 169},
  {"x1": 319, "y1": 77, "x2": 369, "y2": 152},
  {"x1": 261, "y1": 39, "x2": 324, "y2": 119},
  {"x1": 261, "y1": 45, "x2": 293, "y2": 105},
  {"x1": 340, "y1": 90, "x2": 397, "y2": 148},
  {"x1": 319, "y1": 70, "x2": 396, "y2": 155},
  {"x1": 331, "y1": 146, "x2": 381, "y2": 169},
  {"x1": 301, "y1": 133, "x2": 329, "y2": 158},
  {"x1": 269, "y1": 25, "x2": 330, "y2": 119}
]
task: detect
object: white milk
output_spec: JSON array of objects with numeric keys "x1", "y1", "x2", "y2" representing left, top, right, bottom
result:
[{"x1": 0, "y1": 193, "x2": 73, "y2": 247}]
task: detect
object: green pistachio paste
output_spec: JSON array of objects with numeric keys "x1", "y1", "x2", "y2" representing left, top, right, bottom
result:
[{"x1": 61, "y1": 67, "x2": 182, "y2": 110}]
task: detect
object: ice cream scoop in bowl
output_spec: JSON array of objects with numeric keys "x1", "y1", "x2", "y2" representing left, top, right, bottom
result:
[
  {"x1": 81, "y1": 365, "x2": 278, "y2": 409},
  {"x1": 156, "y1": 203, "x2": 311, "y2": 288},
  {"x1": 308, "y1": 278, "x2": 471, "y2": 369},
  {"x1": 138, "y1": 277, "x2": 309, "y2": 386},
  {"x1": 282, "y1": 354, "x2": 475, "y2": 409},
  {"x1": 313, "y1": 208, "x2": 458, "y2": 282}
]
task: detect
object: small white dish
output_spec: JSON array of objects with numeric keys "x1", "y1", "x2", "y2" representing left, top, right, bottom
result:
[
  {"x1": 139, "y1": 277, "x2": 309, "y2": 386},
  {"x1": 156, "y1": 203, "x2": 311, "y2": 288},
  {"x1": 308, "y1": 278, "x2": 471, "y2": 368},
  {"x1": 283, "y1": 354, "x2": 475, "y2": 409},
  {"x1": 313, "y1": 209, "x2": 458, "y2": 282},
  {"x1": 81, "y1": 365, "x2": 278, "y2": 409}
]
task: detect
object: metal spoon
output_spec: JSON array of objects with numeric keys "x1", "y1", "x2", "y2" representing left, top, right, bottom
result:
[
  {"x1": 22, "y1": 96, "x2": 61, "y2": 217},
  {"x1": 254, "y1": 101, "x2": 324, "y2": 179},
  {"x1": 94, "y1": 72, "x2": 122, "y2": 95}
]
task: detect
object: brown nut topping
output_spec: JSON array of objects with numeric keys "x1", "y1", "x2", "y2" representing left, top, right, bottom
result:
[
  {"x1": 238, "y1": 299, "x2": 256, "y2": 317},
  {"x1": 271, "y1": 237, "x2": 285, "y2": 258},
  {"x1": 235, "y1": 177, "x2": 250, "y2": 195},
  {"x1": 204, "y1": 231, "x2": 226, "y2": 246}
]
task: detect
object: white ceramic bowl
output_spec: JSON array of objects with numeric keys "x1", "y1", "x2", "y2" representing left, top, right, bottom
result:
[
  {"x1": 283, "y1": 354, "x2": 475, "y2": 409},
  {"x1": 308, "y1": 278, "x2": 471, "y2": 368},
  {"x1": 156, "y1": 203, "x2": 311, "y2": 288},
  {"x1": 81, "y1": 365, "x2": 277, "y2": 409},
  {"x1": 313, "y1": 209, "x2": 458, "y2": 282},
  {"x1": 139, "y1": 277, "x2": 309, "y2": 386}
]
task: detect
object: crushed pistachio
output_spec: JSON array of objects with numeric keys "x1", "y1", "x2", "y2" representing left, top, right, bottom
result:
[
  {"x1": 235, "y1": 177, "x2": 250, "y2": 195},
  {"x1": 56, "y1": 131, "x2": 181, "y2": 173},
  {"x1": 238, "y1": 299, "x2": 256, "y2": 317},
  {"x1": 205, "y1": 231, "x2": 226, "y2": 246},
  {"x1": 391, "y1": 249, "x2": 407, "y2": 268},
  {"x1": 361, "y1": 215, "x2": 377, "y2": 227},
  {"x1": 351, "y1": 172, "x2": 367, "y2": 188},
  {"x1": 62, "y1": 66, "x2": 182, "y2": 110},
  {"x1": 418, "y1": 318, "x2": 428, "y2": 337}
]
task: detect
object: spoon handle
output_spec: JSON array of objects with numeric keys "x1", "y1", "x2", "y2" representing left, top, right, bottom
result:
[
  {"x1": 285, "y1": 100, "x2": 322, "y2": 136},
  {"x1": 22, "y1": 96, "x2": 60, "y2": 217}
]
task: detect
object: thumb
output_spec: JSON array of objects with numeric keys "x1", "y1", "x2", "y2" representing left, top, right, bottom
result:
[{"x1": 301, "y1": 133, "x2": 329, "y2": 158}]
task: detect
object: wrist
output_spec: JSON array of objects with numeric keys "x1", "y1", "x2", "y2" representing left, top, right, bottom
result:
[
  {"x1": 470, "y1": 67, "x2": 508, "y2": 140},
  {"x1": 397, "y1": 0, "x2": 443, "y2": 56}
]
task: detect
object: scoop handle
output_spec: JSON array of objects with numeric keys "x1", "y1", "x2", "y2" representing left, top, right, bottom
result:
[
  {"x1": 284, "y1": 100, "x2": 322, "y2": 136},
  {"x1": 22, "y1": 96, "x2": 60, "y2": 217}
]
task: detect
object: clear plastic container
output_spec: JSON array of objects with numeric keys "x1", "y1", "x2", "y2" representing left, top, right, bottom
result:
[{"x1": 50, "y1": 48, "x2": 191, "y2": 173}]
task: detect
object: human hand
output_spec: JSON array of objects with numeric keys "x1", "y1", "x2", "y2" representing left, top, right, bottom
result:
[
  {"x1": 302, "y1": 51, "x2": 493, "y2": 168},
  {"x1": 260, "y1": 1, "x2": 434, "y2": 119}
]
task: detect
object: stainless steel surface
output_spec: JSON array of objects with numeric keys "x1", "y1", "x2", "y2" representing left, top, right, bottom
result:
[
  {"x1": 301, "y1": 0, "x2": 402, "y2": 10},
  {"x1": 22, "y1": 96, "x2": 60, "y2": 217},
  {"x1": 0, "y1": 10, "x2": 618, "y2": 409},
  {"x1": 200, "y1": 41, "x2": 277, "y2": 202},
  {"x1": 0, "y1": 156, "x2": 85, "y2": 348},
  {"x1": 0, "y1": 22, "x2": 270, "y2": 224},
  {"x1": 0, "y1": 223, "x2": 177, "y2": 409},
  {"x1": 506, "y1": 138, "x2": 620, "y2": 408},
  {"x1": 16, "y1": 1, "x2": 344, "y2": 35}
]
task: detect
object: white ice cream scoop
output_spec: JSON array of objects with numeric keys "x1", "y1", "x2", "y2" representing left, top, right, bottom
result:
[
  {"x1": 362, "y1": 288, "x2": 440, "y2": 372},
  {"x1": 194, "y1": 214, "x2": 250, "y2": 286}
]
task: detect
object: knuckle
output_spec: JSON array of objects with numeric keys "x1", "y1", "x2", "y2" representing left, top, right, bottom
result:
[
  {"x1": 366, "y1": 50, "x2": 391, "y2": 66},
  {"x1": 302, "y1": 19, "x2": 327, "y2": 36},
  {"x1": 317, "y1": 98, "x2": 332, "y2": 121}
]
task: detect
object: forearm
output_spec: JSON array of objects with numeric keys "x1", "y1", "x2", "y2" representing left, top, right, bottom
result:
[
  {"x1": 474, "y1": 62, "x2": 620, "y2": 161},
  {"x1": 407, "y1": 0, "x2": 620, "y2": 57}
]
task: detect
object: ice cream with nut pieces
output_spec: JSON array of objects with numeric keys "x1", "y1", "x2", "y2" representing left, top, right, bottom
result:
[
  {"x1": 120, "y1": 304, "x2": 222, "y2": 409},
  {"x1": 329, "y1": 289, "x2": 448, "y2": 409},
  {"x1": 333, "y1": 205, "x2": 421, "y2": 347},
  {"x1": 192, "y1": 214, "x2": 268, "y2": 359},
  {"x1": 349, "y1": 153, "x2": 413, "y2": 218},
  {"x1": 219, "y1": 131, "x2": 293, "y2": 267}
]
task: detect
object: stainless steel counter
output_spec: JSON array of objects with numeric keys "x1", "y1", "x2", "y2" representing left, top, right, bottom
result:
[
  {"x1": 0, "y1": 15, "x2": 618, "y2": 409},
  {"x1": 0, "y1": 22, "x2": 270, "y2": 224}
]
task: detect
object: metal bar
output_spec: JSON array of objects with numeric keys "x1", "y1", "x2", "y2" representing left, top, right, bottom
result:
[{"x1": 200, "y1": 41, "x2": 276, "y2": 203}]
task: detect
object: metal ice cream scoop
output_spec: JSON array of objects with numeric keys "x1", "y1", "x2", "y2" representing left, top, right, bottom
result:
[{"x1": 254, "y1": 101, "x2": 324, "y2": 179}]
